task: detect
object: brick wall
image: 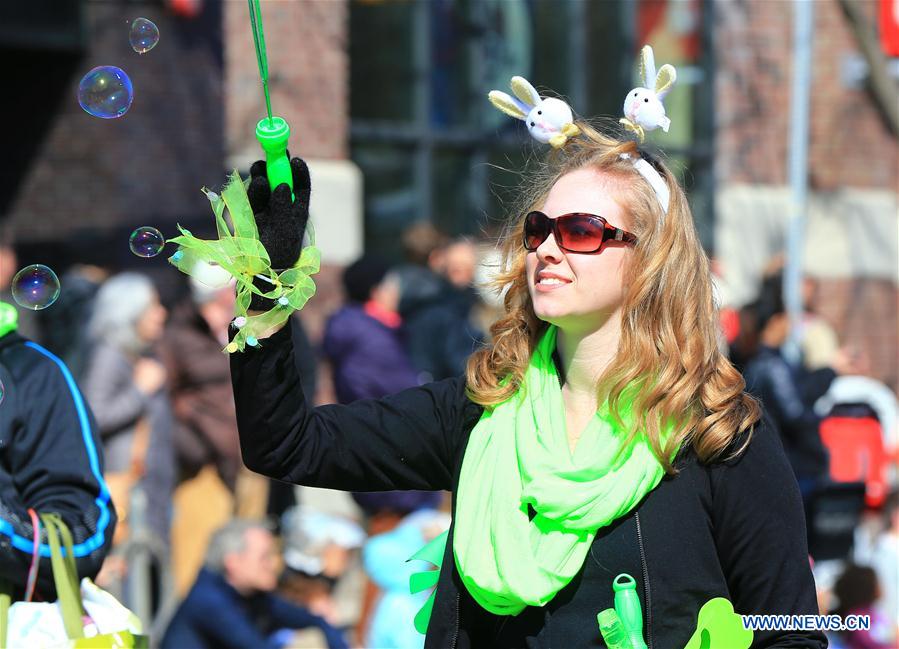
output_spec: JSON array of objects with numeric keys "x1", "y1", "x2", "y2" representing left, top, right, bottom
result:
[
  {"x1": 7, "y1": 0, "x2": 349, "y2": 245},
  {"x1": 714, "y1": 0, "x2": 897, "y2": 189},
  {"x1": 715, "y1": 0, "x2": 898, "y2": 392},
  {"x1": 224, "y1": 0, "x2": 348, "y2": 162},
  {"x1": 811, "y1": 279, "x2": 899, "y2": 392},
  {"x1": 7, "y1": 2, "x2": 225, "y2": 246}
]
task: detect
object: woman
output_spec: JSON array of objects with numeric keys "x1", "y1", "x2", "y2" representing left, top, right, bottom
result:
[
  {"x1": 231, "y1": 127, "x2": 825, "y2": 647},
  {"x1": 82, "y1": 272, "x2": 174, "y2": 549}
]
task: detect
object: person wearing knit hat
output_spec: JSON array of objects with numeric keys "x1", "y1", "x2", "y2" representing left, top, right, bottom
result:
[
  {"x1": 341, "y1": 255, "x2": 391, "y2": 305},
  {"x1": 325, "y1": 255, "x2": 417, "y2": 404},
  {"x1": 325, "y1": 256, "x2": 442, "y2": 513}
]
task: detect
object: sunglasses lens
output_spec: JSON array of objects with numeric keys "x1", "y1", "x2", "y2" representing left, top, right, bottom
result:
[
  {"x1": 557, "y1": 215, "x2": 606, "y2": 252},
  {"x1": 523, "y1": 212, "x2": 549, "y2": 250}
]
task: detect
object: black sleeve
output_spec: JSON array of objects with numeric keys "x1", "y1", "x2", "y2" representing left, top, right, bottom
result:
[
  {"x1": 288, "y1": 313, "x2": 318, "y2": 402},
  {"x1": 0, "y1": 343, "x2": 116, "y2": 596},
  {"x1": 230, "y1": 320, "x2": 474, "y2": 492},
  {"x1": 709, "y1": 415, "x2": 826, "y2": 648}
]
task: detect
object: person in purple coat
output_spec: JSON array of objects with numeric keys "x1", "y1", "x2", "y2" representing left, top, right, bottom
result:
[
  {"x1": 323, "y1": 255, "x2": 442, "y2": 516},
  {"x1": 323, "y1": 255, "x2": 420, "y2": 403}
]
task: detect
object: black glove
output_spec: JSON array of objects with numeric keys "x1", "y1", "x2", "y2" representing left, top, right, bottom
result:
[{"x1": 246, "y1": 156, "x2": 311, "y2": 310}]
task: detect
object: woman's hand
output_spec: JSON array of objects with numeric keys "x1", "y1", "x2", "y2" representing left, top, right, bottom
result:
[{"x1": 246, "y1": 156, "x2": 311, "y2": 311}]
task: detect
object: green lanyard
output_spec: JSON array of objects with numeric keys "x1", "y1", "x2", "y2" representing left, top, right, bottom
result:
[{"x1": 247, "y1": 0, "x2": 294, "y2": 196}]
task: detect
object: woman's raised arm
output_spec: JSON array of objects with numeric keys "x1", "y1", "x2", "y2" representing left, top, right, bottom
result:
[{"x1": 231, "y1": 319, "x2": 476, "y2": 493}]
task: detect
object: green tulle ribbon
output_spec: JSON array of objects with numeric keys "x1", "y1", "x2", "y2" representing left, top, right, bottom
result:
[
  {"x1": 408, "y1": 529, "x2": 448, "y2": 634},
  {"x1": 167, "y1": 170, "x2": 319, "y2": 353}
]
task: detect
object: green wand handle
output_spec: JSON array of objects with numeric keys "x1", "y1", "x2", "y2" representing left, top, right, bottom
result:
[
  {"x1": 256, "y1": 116, "x2": 293, "y2": 194},
  {"x1": 613, "y1": 574, "x2": 648, "y2": 649},
  {"x1": 248, "y1": 0, "x2": 294, "y2": 197}
]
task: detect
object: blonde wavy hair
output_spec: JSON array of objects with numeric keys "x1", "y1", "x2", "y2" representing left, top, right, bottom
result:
[{"x1": 465, "y1": 122, "x2": 760, "y2": 472}]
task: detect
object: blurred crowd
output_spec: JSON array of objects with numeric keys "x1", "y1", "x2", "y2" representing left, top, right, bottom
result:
[
  {"x1": 1, "y1": 220, "x2": 896, "y2": 648},
  {"x1": 719, "y1": 259, "x2": 898, "y2": 648},
  {"x1": 0, "y1": 223, "x2": 491, "y2": 648}
]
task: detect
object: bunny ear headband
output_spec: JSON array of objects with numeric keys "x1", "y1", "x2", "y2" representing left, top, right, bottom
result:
[
  {"x1": 488, "y1": 76, "x2": 582, "y2": 149},
  {"x1": 488, "y1": 45, "x2": 676, "y2": 215}
]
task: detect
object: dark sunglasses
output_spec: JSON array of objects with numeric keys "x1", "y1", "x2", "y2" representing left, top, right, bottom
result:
[{"x1": 522, "y1": 211, "x2": 638, "y2": 253}]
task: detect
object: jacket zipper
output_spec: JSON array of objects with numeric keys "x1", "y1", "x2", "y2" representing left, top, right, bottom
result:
[
  {"x1": 451, "y1": 592, "x2": 460, "y2": 649},
  {"x1": 635, "y1": 511, "x2": 653, "y2": 649}
]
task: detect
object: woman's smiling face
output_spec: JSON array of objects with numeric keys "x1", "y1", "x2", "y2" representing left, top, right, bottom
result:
[{"x1": 525, "y1": 168, "x2": 634, "y2": 334}]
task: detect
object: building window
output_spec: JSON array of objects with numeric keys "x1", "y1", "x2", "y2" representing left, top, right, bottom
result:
[{"x1": 349, "y1": 0, "x2": 714, "y2": 258}]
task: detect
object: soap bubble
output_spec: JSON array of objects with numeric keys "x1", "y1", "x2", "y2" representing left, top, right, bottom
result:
[
  {"x1": 129, "y1": 226, "x2": 165, "y2": 258},
  {"x1": 130, "y1": 18, "x2": 159, "y2": 54},
  {"x1": 78, "y1": 66, "x2": 134, "y2": 119},
  {"x1": 11, "y1": 265, "x2": 61, "y2": 311}
]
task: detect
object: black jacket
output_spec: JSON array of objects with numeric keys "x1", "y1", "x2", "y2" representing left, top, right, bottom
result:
[
  {"x1": 0, "y1": 332, "x2": 116, "y2": 597},
  {"x1": 231, "y1": 321, "x2": 825, "y2": 648}
]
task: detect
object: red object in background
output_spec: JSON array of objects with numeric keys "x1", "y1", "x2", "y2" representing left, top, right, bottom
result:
[
  {"x1": 167, "y1": 0, "x2": 203, "y2": 19},
  {"x1": 881, "y1": 0, "x2": 899, "y2": 56},
  {"x1": 719, "y1": 307, "x2": 740, "y2": 346},
  {"x1": 820, "y1": 416, "x2": 889, "y2": 508},
  {"x1": 637, "y1": 0, "x2": 702, "y2": 60}
]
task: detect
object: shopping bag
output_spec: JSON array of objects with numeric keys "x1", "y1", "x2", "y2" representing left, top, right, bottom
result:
[{"x1": 0, "y1": 513, "x2": 148, "y2": 648}]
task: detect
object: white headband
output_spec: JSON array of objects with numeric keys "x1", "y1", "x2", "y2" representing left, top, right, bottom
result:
[
  {"x1": 618, "y1": 44, "x2": 676, "y2": 217},
  {"x1": 619, "y1": 153, "x2": 670, "y2": 215}
]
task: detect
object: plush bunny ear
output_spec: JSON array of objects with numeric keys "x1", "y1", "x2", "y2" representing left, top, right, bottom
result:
[
  {"x1": 654, "y1": 64, "x2": 677, "y2": 99},
  {"x1": 510, "y1": 76, "x2": 541, "y2": 108},
  {"x1": 639, "y1": 45, "x2": 657, "y2": 89},
  {"x1": 488, "y1": 90, "x2": 528, "y2": 120}
]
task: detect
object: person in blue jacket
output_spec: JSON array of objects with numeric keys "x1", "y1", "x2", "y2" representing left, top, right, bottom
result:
[
  {"x1": 161, "y1": 519, "x2": 348, "y2": 649},
  {"x1": 0, "y1": 300, "x2": 116, "y2": 598},
  {"x1": 362, "y1": 509, "x2": 451, "y2": 648}
]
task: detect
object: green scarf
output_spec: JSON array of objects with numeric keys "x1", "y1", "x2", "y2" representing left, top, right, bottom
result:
[{"x1": 453, "y1": 326, "x2": 671, "y2": 616}]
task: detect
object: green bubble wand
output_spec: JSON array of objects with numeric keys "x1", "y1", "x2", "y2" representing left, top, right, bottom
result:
[
  {"x1": 165, "y1": 0, "x2": 320, "y2": 353},
  {"x1": 248, "y1": 0, "x2": 294, "y2": 196}
]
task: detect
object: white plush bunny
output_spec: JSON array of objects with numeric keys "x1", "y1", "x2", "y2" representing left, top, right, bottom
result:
[
  {"x1": 620, "y1": 45, "x2": 677, "y2": 141},
  {"x1": 488, "y1": 76, "x2": 581, "y2": 148}
]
